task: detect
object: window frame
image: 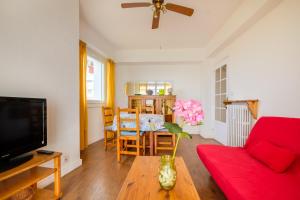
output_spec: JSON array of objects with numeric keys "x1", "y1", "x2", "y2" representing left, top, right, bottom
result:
[
  {"x1": 215, "y1": 65, "x2": 227, "y2": 123},
  {"x1": 136, "y1": 81, "x2": 172, "y2": 95}
]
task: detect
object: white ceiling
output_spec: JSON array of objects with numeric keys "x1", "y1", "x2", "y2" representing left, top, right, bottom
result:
[{"x1": 80, "y1": 0, "x2": 242, "y2": 50}]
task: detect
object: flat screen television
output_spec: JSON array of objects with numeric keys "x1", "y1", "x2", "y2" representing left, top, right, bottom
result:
[{"x1": 0, "y1": 97, "x2": 47, "y2": 172}]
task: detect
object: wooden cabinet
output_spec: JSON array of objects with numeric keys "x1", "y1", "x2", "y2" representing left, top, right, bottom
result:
[{"x1": 128, "y1": 95, "x2": 176, "y2": 122}]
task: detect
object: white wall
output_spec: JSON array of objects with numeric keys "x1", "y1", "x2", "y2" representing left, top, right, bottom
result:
[
  {"x1": 0, "y1": 0, "x2": 81, "y2": 185},
  {"x1": 115, "y1": 63, "x2": 213, "y2": 137},
  {"x1": 87, "y1": 103, "x2": 105, "y2": 144},
  {"x1": 209, "y1": 0, "x2": 300, "y2": 139}
]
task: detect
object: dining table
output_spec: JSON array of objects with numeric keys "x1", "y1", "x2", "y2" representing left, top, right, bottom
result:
[{"x1": 112, "y1": 113, "x2": 165, "y2": 156}]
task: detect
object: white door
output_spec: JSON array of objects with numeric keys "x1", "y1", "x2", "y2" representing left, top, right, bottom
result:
[{"x1": 214, "y1": 65, "x2": 227, "y2": 144}]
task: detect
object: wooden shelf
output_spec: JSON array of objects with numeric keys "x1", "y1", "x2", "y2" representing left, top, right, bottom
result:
[
  {"x1": 0, "y1": 152, "x2": 61, "y2": 181},
  {"x1": 0, "y1": 151, "x2": 61, "y2": 200},
  {"x1": 33, "y1": 189, "x2": 59, "y2": 200},
  {"x1": 224, "y1": 99, "x2": 259, "y2": 119},
  {"x1": 223, "y1": 99, "x2": 259, "y2": 104},
  {"x1": 0, "y1": 167, "x2": 55, "y2": 199}
]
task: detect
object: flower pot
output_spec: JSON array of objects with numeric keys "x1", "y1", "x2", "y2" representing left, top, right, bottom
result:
[{"x1": 158, "y1": 155, "x2": 177, "y2": 190}]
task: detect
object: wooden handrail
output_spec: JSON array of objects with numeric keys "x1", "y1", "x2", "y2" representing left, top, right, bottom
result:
[{"x1": 224, "y1": 99, "x2": 259, "y2": 119}]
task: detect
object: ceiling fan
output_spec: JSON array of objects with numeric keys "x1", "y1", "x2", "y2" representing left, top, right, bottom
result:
[{"x1": 121, "y1": 0, "x2": 194, "y2": 29}]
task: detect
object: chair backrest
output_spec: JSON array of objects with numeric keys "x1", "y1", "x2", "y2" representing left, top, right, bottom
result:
[
  {"x1": 172, "y1": 112, "x2": 176, "y2": 123},
  {"x1": 102, "y1": 106, "x2": 114, "y2": 127},
  {"x1": 117, "y1": 108, "x2": 140, "y2": 137},
  {"x1": 139, "y1": 105, "x2": 155, "y2": 114},
  {"x1": 245, "y1": 117, "x2": 300, "y2": 155}
]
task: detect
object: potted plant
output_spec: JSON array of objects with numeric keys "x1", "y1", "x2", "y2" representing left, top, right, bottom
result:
[{"x1": 158, "y1": 100, "x2": 204, "y2": 190}]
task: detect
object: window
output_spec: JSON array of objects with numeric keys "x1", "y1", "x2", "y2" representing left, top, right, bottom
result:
[
  {"x1": 215, "y1": 65, "x2": 227, "y2": 122},
  {"x1": 86, "y1": 56, "x2": 105, "y2": 102},
  {"x1": 139, "y1": 82, "x2": 147, "y2": 95},
  {"x1": 126, "y1": 81, "x2": 172, "y2": 95}
]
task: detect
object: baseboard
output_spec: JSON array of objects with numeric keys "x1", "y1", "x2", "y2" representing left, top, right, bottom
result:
[
  {"x1": 38, "y1": 158, "x2": 82, "y2": 188},
  {"x1": 88, "y1": 136, "x2": 104, "y2": 146}
]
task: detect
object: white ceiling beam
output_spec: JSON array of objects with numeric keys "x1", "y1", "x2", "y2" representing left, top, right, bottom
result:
[
  {"x1": 115, "y1": 48, "x2": 205, "y2": 63},
  {"x1": 206, "y1": 0, "x2": 283, "y2": 57},
  {"x1": 80, "y1": 19, "x2": 116, "y2": 59}
]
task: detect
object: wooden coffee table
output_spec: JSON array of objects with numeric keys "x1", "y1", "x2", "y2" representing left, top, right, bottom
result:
[{"x1": 117, "y1": 156, "x2": 200, "y2": 200}]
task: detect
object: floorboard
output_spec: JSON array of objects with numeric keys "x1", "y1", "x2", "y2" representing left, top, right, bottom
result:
[{"x1": 46, "y1": 134, "x2": 226, "y2": 200}]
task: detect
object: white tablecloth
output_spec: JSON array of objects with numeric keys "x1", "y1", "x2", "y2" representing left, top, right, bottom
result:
[{"x1": 112, "y1": 113, "x2": 165, "y2": 131}]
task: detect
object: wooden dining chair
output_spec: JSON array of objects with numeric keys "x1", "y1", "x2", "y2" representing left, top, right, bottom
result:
[
  {"x1": 138, "y1": 105, "x2": 154, "y2": 155},
  {"x1": 102, "y1": 106, "x2": 117, "y2": 151},
  {"x1": 117, "y1": 107, "x2": 146, "y2": 162},
  {"x1": 154, "y1": 113, "x2": 176, "y2": 155},
  {"x1": 139, "y1": 105, "x2": 155, "y2": 114}
]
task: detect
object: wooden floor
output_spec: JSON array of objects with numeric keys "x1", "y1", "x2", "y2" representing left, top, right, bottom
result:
[{"x1": 47, "y1": 135, "x2": 226, "y2": 200}]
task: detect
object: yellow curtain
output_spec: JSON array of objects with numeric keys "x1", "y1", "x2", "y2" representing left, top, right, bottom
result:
[
  {"x1": 79, "y1": 40, "x2": 88, "y2": 151},
  {"x1": 106, "y1": 59, "x2": 115, "y2": 110}
]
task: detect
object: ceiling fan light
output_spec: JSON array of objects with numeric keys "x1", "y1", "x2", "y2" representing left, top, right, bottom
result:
[{"x1": 154, "y1": 11, "x2": 158, "y2": 18}]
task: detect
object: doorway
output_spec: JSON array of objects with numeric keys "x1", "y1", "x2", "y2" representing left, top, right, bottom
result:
[{"x1": 214, "y1": 65, "x2": 227, "y2": 144}]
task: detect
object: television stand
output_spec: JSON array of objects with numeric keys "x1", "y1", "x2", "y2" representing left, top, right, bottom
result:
[
  {"x1": 0, "y1": 152, "x2": 34, "y2": 173},
  {"x1": 0, "y1": 151, "x2": 62, "y2": 200}
]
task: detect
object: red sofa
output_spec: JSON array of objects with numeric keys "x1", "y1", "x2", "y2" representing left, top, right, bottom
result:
[{"x1": 197, "y1": 117, "x2": 300, "y2": 200}]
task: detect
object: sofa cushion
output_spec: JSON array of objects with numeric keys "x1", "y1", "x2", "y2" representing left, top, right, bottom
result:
[
  {"x1": 245, "y1": 117, "x2": 300, "y2": 155},
  {"x1": 197, "y1": 144, "x2": 300, "y2": 200},
  {"x1": 247, "y1": 140, "x2": 296, "y2": 173}
]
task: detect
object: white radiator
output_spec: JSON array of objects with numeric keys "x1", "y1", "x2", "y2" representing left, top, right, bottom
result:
[{"x1": 227, "y1": 103, "x2": 253, "y2": 147}]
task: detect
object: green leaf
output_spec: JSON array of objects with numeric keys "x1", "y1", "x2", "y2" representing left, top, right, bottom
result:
[
  {"x1": 178, "y1": 132, "x2": 192, "y2": 139},
  {"x1": 164, "y1": 122, "x2": 182, "y2": 134}
]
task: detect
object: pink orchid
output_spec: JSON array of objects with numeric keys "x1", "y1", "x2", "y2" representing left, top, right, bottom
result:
[{"x1": 173, "y1": 99, "x2": 204, "y2": 126}]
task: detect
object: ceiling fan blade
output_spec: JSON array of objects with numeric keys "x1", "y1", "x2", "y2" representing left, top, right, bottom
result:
[
  {"x1": 165, "y1": 3, "x2": 194, "y2": 16},
  {"x1": 121, "y1": 2, "x2": 152, "y2": 8},
  {"x1": 152, "y1": 11, "x2": 160, "y2": 29}
]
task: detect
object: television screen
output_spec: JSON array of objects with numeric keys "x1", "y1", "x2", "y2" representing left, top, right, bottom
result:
[{"x1": 0, "y1": 97, "x2": 47, "y2": 161}]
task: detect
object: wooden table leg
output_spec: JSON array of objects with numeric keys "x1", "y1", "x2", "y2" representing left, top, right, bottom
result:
[
  {"x1": 54, "y1": 155, "x2": 61, "y2": 198},
  {"x1": 149, "y1": 131, "x2": 153, "y2": 156}
]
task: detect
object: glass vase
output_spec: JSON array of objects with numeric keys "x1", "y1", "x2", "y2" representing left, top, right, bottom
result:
[{"x1": 158, "y1": 155, "x2": 177, "y2": 190}]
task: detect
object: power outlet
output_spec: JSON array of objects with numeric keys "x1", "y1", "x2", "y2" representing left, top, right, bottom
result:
[{"x1": 63, "y1": 155, "x2": 70, "y2": 163}]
